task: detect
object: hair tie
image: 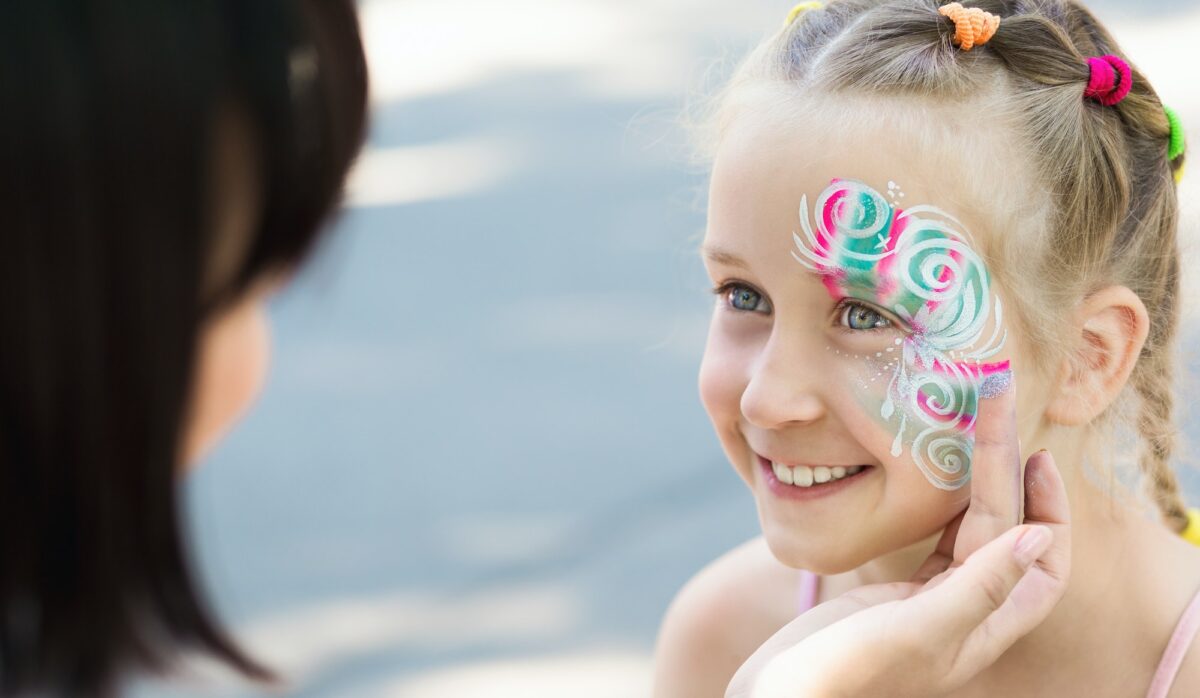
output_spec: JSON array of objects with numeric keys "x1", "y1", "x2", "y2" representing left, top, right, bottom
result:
[
  {"x1": 1182, "y1": 509, "x2": 1200, "y2": 546},
  {"x1": 785, "y1": 2, "x2": 823, "y2": 27},
  {"x1": 1165, "y1": 105, "x2": 1186, "y2": 161},
  {"x1": 1084, "y1": 55, "x2": 1132, "y2": 106},
  {"x1": 1165, "y1": 105, "x2": 1187, "y2": 184},
  {"x1": 938, "y1": 3, "x2": 1000, "y2": 52}
]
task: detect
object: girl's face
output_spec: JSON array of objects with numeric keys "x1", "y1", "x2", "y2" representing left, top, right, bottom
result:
[
  {"x1": 182, "y1": 290, "x2": 272, "y2": 467},
  {"x1": 700, "y1": 105, "x2": 1017, "y2": 572}
]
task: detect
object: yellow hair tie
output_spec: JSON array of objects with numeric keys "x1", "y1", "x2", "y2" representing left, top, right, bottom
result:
[
  {"x1": 785, "y1": 2, "x2": 824, "y2": 27},
  {"x1": 1182, "y1": 509, "x2": 1200, "y2": 546}
]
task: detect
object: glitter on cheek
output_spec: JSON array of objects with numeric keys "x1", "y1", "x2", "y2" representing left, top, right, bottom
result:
[
  {"x1": 826, "y1": 345, "x2": 910, "y2": 456},
  {"x1": 829, "y1": 344, "x2": 926, "y2": 467}
]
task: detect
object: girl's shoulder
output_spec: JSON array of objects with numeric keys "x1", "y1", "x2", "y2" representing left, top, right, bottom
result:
[
  {"x1": 1154, "y1": 531, "x2": 1200, "y2": 697},
  {"x1": 652, "y1": 536, "x2": 801, "y2": 698}
]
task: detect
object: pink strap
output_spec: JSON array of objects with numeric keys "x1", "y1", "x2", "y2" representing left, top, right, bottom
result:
[
  {"x1": 796, "y1": 570, "x2": 820, "y2": 615},
  {"x1": 1147, "y1": 587, "x2": 1200, "y2": 698}
]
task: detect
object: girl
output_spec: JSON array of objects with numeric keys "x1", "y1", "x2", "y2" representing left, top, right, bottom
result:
[
  {"x1": 655, "y1": 0, "x2": 1195, "y2": 695},
  {"x1": 0, "y1": 2, "x2": 367, "y2": 695}
]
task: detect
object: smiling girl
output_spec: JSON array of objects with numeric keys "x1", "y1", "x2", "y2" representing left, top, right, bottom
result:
[{"x1": 654, "y1": 0, "x2": 1196, "y2": 695}]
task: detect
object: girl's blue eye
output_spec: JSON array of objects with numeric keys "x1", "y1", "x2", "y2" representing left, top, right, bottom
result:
[
  {"x1": 841, "y1": 302, "x2": 890, "y2": 330},
  {"x1": 724, "y1": 284, "x2": 771, "y2": 313}
]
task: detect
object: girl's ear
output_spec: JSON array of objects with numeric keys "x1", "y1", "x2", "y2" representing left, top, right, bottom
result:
[{"x1": 1044, "y1": 286, "x2": 1150, "y2": 426}]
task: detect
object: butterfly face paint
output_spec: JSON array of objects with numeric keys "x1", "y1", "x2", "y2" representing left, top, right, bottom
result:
[{"x1": 792, "y1": 179, "x2": 1008, "y2": 491}]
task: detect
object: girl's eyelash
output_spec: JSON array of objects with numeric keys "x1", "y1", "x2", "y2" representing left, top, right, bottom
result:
[
  {"x1": 831, "y1": 298, "x2": 906, "y2": 332},
  {"x1": 711, "y1": 281, "x2": 771, "y2": 313},
  {"x1": 710, "y1": 281, "x2": 748, "y2": 298},
  {"x1": 711, "y1": 281, "x2": 737, "y2": 298}
]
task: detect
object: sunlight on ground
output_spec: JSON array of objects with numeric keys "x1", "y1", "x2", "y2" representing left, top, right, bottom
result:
[
  {"x1": 357, "y1": 0, "x2": 774, "y2": 104},
  {"x1": 353, "y1": 649, "x2": 653, "y2": 698},
  {"x1": 140, "y1": 583, "x2": 583, "y2": 696},
  {"x1": 437, "y1": 513, "x2": 576, "y2": 566},
  {"x1": 344, "y1": 137, "x2": 522, "y2": 208},
  {"x1": 242, "y1": 584, "x2": 580, "y2": 682}
]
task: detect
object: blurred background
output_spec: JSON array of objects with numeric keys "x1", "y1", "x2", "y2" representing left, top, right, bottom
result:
[{"x1": 137, "y1": 1, "x2": 1200, "y2": 696}]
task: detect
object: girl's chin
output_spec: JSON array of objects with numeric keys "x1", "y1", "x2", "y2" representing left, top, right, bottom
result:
[
  {"x1": 760, "y1": 516, "x2": 959, "y2": 577},
  {"x1": 758, "y1": 525, "x2": 877, "y2": 575}
]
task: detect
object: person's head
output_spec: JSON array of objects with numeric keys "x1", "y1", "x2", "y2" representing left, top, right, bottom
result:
[
  {"x1": 0, "y1": 1, "x2": 367, "y2": 694},
  {"x1": 697, "y1": 0, "x2": 1185, "y2": 573}
]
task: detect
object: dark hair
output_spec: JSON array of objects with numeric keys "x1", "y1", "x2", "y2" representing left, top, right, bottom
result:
[{"x1": 0, "y1": 1, "x2": 368, "y2": 694}]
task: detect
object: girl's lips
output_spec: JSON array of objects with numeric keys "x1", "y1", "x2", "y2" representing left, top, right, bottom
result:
[{"x1": 756, "y1": 454, "x2": 874, "y2": 501}]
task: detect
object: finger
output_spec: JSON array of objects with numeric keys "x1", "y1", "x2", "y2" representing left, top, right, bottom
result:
[
  {"x1": 956, "y1": 536, "x2": 1067, "y2": 678},
  {"x1": 944, "y1": 452, "x2": 1071, "y2": 684},
  {"x1": 1023, "y1": 449, "x2": 1070, "y2": 527},
  {"x1": 1017, "y1": 450, "x2": 1070, "y2": 587},
  {"x1": 909, "y1": 523, "x2": 1050, "y2": 645},
  {"x1": 955, "y1": 367, "x2": 1021, "y2": 562},
  {"x1": 911, "y1": 509, "x2": 965, "y2": 583}
]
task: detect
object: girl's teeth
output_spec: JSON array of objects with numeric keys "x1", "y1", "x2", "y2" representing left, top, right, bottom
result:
[{"x1": 772, "y1": 462, "x2": 864, "y2": 488}]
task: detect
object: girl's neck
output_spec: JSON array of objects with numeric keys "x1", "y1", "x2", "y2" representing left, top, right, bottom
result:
[
  {"x1": 979, "y1": 490, "x2": 1200, "y2": 694},
  {"x1": 851, "y1": 533, "x2": 939, "y2": 586},
  {"x1": 851, "y1": 472, "x2": 1200, "y2": 693}
]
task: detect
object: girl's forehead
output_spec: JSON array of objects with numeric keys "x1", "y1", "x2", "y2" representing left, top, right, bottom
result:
[
  {"x1": 718, "y1": 115, "x2": 950, "y2": 205},
  {"x1": 713, "y1": 91, "x2": 1028, "y2": 209},
  {"x1": 708, "y1": 108, "x2": 1011, "y2": 267}
]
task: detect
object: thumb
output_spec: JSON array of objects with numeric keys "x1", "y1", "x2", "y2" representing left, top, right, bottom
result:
[{"x1": 909, "y1": 524, "x2": 1054, "y2": 677}]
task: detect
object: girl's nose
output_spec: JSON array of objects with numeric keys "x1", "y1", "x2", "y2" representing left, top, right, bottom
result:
[{"x1": 739, "y1": 334, "x2": 826, "y2": 429}]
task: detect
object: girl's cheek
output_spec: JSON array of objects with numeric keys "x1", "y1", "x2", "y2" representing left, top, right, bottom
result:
[
  {"x1": 829, "y1": 344, "x2": 972, "y2": 503},
  {"x1": 181, "y1": 299, "x2": 272, "y2": 470},
  {"x1": 699, "y1": 318, "x2": 752, "y2": 427},
  {"x1": 824, "y1": 344, "x2": 906, "y2": 460},
  {"x1": 830, "y1": 336, "x2": 1000, "y2": 492}
]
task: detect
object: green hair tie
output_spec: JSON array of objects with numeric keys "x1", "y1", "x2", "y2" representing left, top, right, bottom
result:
[{"x1": 1165, "y1": 104, "x2": 1186, "y2": 162}]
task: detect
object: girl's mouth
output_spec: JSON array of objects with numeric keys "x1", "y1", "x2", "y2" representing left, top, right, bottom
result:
[{"x1": 756, "y1": 454, "x2": 874, "y2": 500}]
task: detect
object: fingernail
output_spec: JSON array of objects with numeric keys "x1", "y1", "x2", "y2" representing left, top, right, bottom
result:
[
  {"x1": 1014, "y1": 525, "x2": 1052, "y2": 568},
  {"x1": 978, "y1": 367, "x2": 1013, "y2": 400}
]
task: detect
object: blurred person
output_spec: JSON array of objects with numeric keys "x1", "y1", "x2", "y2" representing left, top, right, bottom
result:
[
  {"x1": 0, "y1": 1, "x2": 367, "y2": 695},
  {"x1": 655, "y1": 0, "x2": 1197, "y2": 696}
]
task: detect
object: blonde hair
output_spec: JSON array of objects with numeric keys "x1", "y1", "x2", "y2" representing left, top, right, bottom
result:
[{"x1": 705, "y1": 0, "x2": 1188, "y2": 529}]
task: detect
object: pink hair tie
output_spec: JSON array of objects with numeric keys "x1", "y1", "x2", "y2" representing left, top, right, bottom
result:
[{"x1": 1084, "y1": 55, "x2": 1132, "y2": 106}]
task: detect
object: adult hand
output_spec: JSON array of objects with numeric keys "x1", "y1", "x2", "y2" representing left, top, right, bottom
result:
[{"x1": 727, "y1": 382, "x2": 1071, "y2": 698}]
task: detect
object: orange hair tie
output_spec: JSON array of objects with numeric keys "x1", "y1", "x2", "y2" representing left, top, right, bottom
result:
[{"x1": 938, "y1": 2, "x2": 1000, "y2": 52}]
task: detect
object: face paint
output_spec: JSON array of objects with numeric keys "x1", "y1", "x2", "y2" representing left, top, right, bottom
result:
[{"x1": 792, "y1": 179, "x2": 1008, "y2": 491}]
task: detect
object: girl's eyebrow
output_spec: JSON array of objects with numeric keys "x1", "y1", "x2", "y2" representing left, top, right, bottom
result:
[{"x1": 701, "y1": 244, "x2": 748, "y2": 268}]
